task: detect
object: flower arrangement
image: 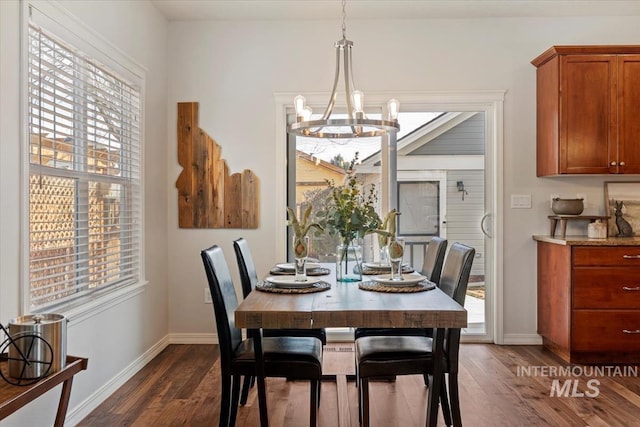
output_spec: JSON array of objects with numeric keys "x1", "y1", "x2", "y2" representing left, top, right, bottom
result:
[
  {"x1": 377, "y1": 209, "x2": 401, "y2": 264},
  {"x1": 317, "y1": 154, "x2": 382, "y2": 247},
  {"x1": 287, "y1": 205, "x2": 323, "y2": 258}
]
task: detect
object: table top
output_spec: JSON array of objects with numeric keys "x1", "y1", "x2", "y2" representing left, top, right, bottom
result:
[
  {"x1": 235, "y1": 264, "x2": 467, "y2": 330},
  {"x1": 1, "y1": 355, "x2": 88, "y2": 420}
]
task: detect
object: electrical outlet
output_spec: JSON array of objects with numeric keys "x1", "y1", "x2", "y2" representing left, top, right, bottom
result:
[
  {"x1": 204, "y1": 287, "x2": 212, "y2": 304},
  {"x1": 550, "y1": 194, "x2": 559, "y2": 208}
]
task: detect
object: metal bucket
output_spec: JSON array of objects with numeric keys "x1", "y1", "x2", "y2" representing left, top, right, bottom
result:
[{"x1": 8, "y1": 314, "x2": 67, "y2": 379}]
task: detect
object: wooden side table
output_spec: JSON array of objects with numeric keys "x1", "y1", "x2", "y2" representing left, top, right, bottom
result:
[
  {"x1": 548, "y1": 215, "x2": 609, "y2": 238},
  {"x1": 1, "y1": 355, "x2": 88, "y2": 426}
]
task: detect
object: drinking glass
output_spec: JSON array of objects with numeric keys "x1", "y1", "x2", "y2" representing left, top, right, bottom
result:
[
  {"x1": 388, "y1": 237, "x2": 405, "y2": 281},
  {"x1": 377, "y1": 234, "x2": 390, "y2": 267},
  {"x1": 292, "y1": 235, "x2": 309, "y2": 282}
]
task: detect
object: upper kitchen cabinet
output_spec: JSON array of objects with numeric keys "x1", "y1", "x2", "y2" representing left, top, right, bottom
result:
[{"x1": 532, "y1": 46, "x2": 640, "y2": 176}]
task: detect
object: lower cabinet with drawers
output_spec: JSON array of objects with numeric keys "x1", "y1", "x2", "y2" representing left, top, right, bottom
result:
[{"x1": 535, "y1": 237, "x2": 640, "y2": 364}]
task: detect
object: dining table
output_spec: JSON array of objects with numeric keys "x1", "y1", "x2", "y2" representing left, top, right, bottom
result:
[{"x1": 234, "y1": 263, "x2": 467, "y2": 427}]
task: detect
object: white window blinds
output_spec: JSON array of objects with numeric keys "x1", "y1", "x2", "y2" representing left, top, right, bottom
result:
[{"x1": 28, "y1": 23, "x2": 142, "y2": 310}]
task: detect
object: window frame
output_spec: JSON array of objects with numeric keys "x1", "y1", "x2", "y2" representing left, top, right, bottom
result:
[{"x1": 21, "y1": 1, "x2": 147, "y2": 318}]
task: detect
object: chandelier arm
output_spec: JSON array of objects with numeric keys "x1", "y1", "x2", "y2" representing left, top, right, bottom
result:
[
  {"x1": 343, "y1": 41, "x2": 354, "y2": 120},
  {"x1": 321, "y1": 43, "x2": 342, "y2": 120}
]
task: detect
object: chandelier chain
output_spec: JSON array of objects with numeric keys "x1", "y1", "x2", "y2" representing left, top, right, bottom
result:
[{"x1": 341, "y1": 0, "x2": 347, "y2": 39}]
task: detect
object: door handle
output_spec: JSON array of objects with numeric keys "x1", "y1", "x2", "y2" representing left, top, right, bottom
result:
[{"x1": 481, "y1": 213, "x2": 491, "y2": 238}]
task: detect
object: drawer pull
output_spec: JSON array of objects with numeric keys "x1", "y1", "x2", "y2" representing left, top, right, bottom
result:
[
  {"x1": 622, "y1": 255, "x2": 640, "y2": 259},
  {"x1": 623, "y1": 286, "x2": 640, "y2": 291},
  {"x1": 622, "y1": 329, "x2": 640, "y2": 334}
]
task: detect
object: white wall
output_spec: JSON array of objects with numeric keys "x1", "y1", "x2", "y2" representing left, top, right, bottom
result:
[
  {"x1": 1, "y1": 4, "x2": 639, "y2": 424},
  {"x1": 166, "y1": 15, "x2": 640, "y2": 342},
  {"x1": 0, "y1": 1, "x2": 168, "y2": 425}
]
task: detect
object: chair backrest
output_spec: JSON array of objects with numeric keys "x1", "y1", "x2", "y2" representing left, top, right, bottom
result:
[
  {"x1": 201, "y1": 245, "x2": 243, "y2": 367},
  {"x1": 233, "y1": 238, "x2": 259, "y2": 298},
  {"x1": 438, "y1": 242, "x2": 475, "y2": 306},
  {"x1": 437, "y1": 242, "x2": 475, "y2": 368},
  {"x1": 420, "y1": 237, "x2": 447, "y2": 285}
]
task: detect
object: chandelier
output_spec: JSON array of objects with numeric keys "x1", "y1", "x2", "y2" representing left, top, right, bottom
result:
[{"x1": 287, "y1": 0, "x2": 400, "y2": 139}]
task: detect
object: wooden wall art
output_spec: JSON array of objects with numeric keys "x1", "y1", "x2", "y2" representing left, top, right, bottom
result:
[{"x1": 176, "y1": 102, "x2": 259, "y2": 229}]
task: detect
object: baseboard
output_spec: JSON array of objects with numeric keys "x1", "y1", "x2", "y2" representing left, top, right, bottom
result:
[
  {"x1": 502, "y1": 334, "x2": 543, "y2": 345},
  {"x1": 168, "y1": 332, "x2": 218, "y2": 344},
  {"x1": 66, "y1": 335, "x2": 171, "y2": 426},
  {"x1": 326, "y1": 328, "x2": 354, "y2": 342}
]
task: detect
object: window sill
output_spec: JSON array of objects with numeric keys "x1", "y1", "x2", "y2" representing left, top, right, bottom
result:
[{"x1": 47, "y1": 281, "x2": 148, "y2": 326}]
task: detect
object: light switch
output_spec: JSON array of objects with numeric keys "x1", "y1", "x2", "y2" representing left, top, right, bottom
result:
[{"x1": 511, "y1": 194, "x2": 532, "y2": 209}]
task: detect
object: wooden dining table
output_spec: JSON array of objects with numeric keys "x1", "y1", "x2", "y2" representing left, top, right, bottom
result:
[{"x1": 234, "y1": 264, "x2": 467, "y2": 427}]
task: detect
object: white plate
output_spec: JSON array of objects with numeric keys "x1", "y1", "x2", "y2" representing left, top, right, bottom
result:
[
  {"x1": 275, "y1": 262, "x2": 321, "y2": 271},
  {"x1": 265, "y1": 276, "x2": 321, "y2": 288},
  {"x1": 363, "y1": 262, "x2": 409, "y2": 269},
  {"x1": 372, "y1": 273, "x2": 428, "y2": 287}
]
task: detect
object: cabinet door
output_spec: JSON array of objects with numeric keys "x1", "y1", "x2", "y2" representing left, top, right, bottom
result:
[
  {"x1": 617, "y1": 55, "x2": 640, "y2": 174},
  {"x1": 560, "y1": 55, "x2": 616, "y2": 174}
]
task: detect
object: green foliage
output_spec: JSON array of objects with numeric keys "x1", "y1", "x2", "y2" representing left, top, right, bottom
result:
[
  {"x1": 316, "y1": 153, "x2": 383, "y2": 245},
  {"x1": 329, "y1": 153, "x2": 349, "y2": 170}
]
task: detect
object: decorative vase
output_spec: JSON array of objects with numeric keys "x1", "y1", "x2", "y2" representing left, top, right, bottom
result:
[{"x1": 336, "y1": 239, "x2": 362, "y2": 282}]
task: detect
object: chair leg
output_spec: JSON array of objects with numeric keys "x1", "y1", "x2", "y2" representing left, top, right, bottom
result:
[
  {"x1": 361, "y1": 378, "x2": 370, "y2": 427},
  {"x1": 230, "y1": 375, "x2": 241, "y2": 427},
  {"x1": 449, "y1": 373, "x2": 463, "y2": 427},
  {"x1": 439, "y1": 374, "x2": 452, "y2": 426},
  {"x1": 317, "y1": 380, "x2": 322, "y2": 407},
  {"x1": 310, "y1": 379, "x2": 318, "y2": 427},
  {"x1": 357, "y1": 377, "x2": 362, "y2": 424},
  {"x1": 256, "y1": 375, "x2": 269, "y2": 426},
  {"x1": 220, "y1": 372, "x2": 232, "y2": 427},
  {"x1": 240, "y1": 375, "x2": 252, "y2": 406}
]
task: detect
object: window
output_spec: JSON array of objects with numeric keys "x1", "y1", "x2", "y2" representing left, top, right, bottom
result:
[
  {"x1": 397, "y1": 181, "x2": 440, "y2": 236},
  {"x1": 286, "y1": 121, "x2": 382, "y2": 262},
  {"x1": 27, "y1": 22, "x2": 142, "y2": 311}
]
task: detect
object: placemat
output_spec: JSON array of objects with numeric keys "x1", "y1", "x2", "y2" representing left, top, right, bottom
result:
[
  {"x1": 256, "y1": 280, "x2": 331, "y2": 294},
  {"x1": 269, "y1": 267, "x2": 331, "y2": 276},
  {"x1": 361, "y1": 265, "x2": 415, "y2": 276},
  {"x1": 358, "y1": 280, "x2": 436, "y2": 293}
]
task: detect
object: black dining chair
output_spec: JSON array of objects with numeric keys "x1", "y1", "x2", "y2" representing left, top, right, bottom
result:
[
  {"x1": 353, "y1": 237, "x2": 448, "y2": 340},
  {"x1": 355, "y1": 242, "x2": 474, "y2": 427},
  {"x1": 233, "y1": 237, "x2": 326, "y2": 404},
  {"x1": 201, "y1": 245, "x2": 323, "y2": 427}
]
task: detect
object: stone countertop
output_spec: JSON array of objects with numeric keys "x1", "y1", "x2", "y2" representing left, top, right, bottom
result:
[{"x1": 532, "y1": 235, "x2": 640, "y2": 246}]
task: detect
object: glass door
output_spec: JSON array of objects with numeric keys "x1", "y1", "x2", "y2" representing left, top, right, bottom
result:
[{"x1": 287, "y1": 110, "x2": 492, "y2": 341}]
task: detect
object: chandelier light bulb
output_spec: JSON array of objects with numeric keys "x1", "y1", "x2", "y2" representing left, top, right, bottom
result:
[
  {"x1": 387, "y1": 99, "x2": 400, "y2": 121},
  {"x1": 352, "y1": 90, "x2": 364, "y2": 114},
  {"x1": 302, "y1": 106, "x2": 313, "y2": 121},
  {"x1": 294, "y1": 95, "x2": 306, "y2": 117}
]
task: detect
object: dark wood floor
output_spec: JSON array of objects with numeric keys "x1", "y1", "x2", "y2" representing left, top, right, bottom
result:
[{"x1": 78, "y1": 343, "x2": 640, "y2": 426}]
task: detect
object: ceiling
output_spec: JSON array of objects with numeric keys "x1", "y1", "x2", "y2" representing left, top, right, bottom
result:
[{"x1": 150, "y1": 0, "x2": 640, "y2": 21}]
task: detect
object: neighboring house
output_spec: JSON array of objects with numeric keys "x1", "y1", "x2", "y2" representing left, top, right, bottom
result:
[
  {"x1": 294, "y1": 149, "x2": 345, "y2": 211},
  {"x1": 358, "y1": 112, "x2": 485, "y2": 278}
]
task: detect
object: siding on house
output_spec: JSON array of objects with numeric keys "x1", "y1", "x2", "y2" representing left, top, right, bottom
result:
[
  {"x1": 445, "y1": 170, "x2": 485, "y2": 277},
  {"x1": 294, "y1": 151, "x2": 345, "y2": 213},
  {"x1": 410, "y1": 113, "x2": 485, "y2": 156}
]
